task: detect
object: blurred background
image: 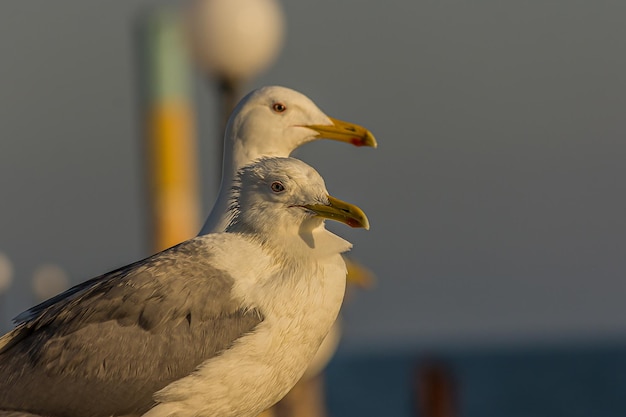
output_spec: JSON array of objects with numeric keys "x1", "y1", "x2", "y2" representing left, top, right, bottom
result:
[{"x1": 1, "y1": 1, "x2": 626, "y2": 416}]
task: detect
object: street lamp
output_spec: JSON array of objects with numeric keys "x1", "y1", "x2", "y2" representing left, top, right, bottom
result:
[{"x1": 186, "y1": 0, "x2": 286, "y2": 181}]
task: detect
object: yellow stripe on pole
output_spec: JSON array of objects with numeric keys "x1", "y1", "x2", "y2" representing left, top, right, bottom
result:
[{"x1": 149, "y1": 100, "x2": 200, "y2": 249}]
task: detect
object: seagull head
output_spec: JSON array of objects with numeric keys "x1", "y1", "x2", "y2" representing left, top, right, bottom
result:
[
  {"x1": 227, "y1": 157, "x2": 369, "y2": 245},
  {"x1": 224, "y1": 86, "x2": 377, "y2": 175}
]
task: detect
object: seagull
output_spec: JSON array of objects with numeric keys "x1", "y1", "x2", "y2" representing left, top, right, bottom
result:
[
  {"x1": 200, "y1": 85, "x2": 376, "y2": 235},
  {"x1": 0, "y1": 157, "x2": 369, "y2": 417},
  {"x1": 202, "y1": 86, "x2": 376, "y2": 417}
]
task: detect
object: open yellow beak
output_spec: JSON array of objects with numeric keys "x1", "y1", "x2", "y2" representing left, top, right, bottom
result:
[
  {"x1": 305, "y1": 117, "x2": 377, "y2": 148},
  {"x1": 303, "y1": 195, "x2": 370, "y2": 230}
]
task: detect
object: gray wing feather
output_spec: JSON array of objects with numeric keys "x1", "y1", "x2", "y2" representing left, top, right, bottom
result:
[{"x1": 0, "y1": 238, "x2": 264, "y2": 417}]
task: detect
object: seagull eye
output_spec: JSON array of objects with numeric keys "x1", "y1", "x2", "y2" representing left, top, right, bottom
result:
[
  {"x1": 270, "y1": 181, "x2": 285, "y2": 193},
  {"x1": 272, "y1": 102, "x2": 287, "y2": 113}
]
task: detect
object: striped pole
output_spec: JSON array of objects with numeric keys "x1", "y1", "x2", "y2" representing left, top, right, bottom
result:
[{"x1": 140, "y1": 9, "x2": 201, "y2": 251}]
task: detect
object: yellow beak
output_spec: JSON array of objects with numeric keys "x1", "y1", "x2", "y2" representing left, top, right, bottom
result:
[
  {"x1": 304, "y1": 117, "x2": 377, "y2": 148},
  {"x1": 303, "y1": 195, "x2": 370, "y2": 230}
]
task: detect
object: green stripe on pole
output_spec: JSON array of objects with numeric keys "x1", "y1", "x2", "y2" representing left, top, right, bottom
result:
[{"x1": 145, "y1": 9, "x2": 191, "y2": 103}]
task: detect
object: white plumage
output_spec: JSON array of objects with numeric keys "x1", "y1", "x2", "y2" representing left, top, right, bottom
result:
[
  {"x1": 0, "y1": 86, "x2": 375, "y2": 417},
  {"x1": 200, "y1": 85, "x2": 376, "y2": 234},
  {"x1": 0, "y1": 157, "x2": 368, "y2": 417}
]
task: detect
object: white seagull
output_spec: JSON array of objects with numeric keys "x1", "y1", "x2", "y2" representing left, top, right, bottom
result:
[
  {"x1": 0, "y1": 157, "x2": 369, "y2": 417},
  {"x1": 200, "y1": 85, "x2": 376, "y2": 235},
  {"x1": 200, "y1": 86, "x2": 376, "y2": 417}
]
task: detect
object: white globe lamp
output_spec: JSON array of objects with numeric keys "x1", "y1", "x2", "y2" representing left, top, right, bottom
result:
[{"x1": 187, "y1": 0, "x2": 285, "y2": 83}]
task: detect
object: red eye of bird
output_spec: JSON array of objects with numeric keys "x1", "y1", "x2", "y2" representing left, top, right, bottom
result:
[
  {"x1": 271, "y1": 181, "x2": 285, "y2": 192},
  {"x1": 272, "y1": 103, "x2": 287, "y2": 113}
]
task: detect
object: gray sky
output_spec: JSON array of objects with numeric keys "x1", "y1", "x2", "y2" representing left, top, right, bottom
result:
[{"x1": 1, "y1": 1, "x2": 625, "y2": 353}]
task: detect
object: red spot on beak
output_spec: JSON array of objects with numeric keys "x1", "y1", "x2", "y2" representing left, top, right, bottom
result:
[
  {"x1": 346, "y1": 218, "x2": 361, "y2": 228},
  {"x1": 350, "y1": 138, "x2": 365, "y2": 147}
]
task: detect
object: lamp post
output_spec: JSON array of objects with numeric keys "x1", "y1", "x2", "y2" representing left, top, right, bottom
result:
[{"x1": 186, "y1": 0, "x2": 286, "y2": 184}]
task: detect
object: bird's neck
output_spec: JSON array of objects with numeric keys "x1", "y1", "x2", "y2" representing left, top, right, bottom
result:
[
  {"x1": 198, "y1": 182, "x2": 234, "y2": 235},
  {"x1": 231, "y1": 137, "x2": 289, "y2": 172},
  {"x1": 199, "y1": 138, "x2": 291, "y2": 236},
  {"x1": 198, "y1": 140, "x2": 254, "y2": 235},
  {"x1": 237, "y1": 220, "x2": 353, "y2": 268}
]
